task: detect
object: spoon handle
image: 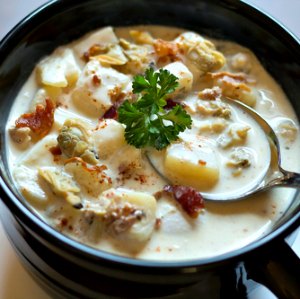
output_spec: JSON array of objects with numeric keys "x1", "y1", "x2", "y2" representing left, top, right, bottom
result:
[{"x1": 277, "y1": 169, "x2": 300, "y2": 188}]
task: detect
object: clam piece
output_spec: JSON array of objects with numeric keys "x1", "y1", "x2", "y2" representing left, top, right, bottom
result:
[
  {"x1": 175, "y1": 32, "x2": 225, "y2": 76},
  {"x1": 100, "y1": 188, "x2": 157, "y2": 244},
  {"x1": 38, "y1": 167, "x2": 81, "y2": 207},
  {"x1": 57, "y1": 118, "x2": 98, "y2": 164}
]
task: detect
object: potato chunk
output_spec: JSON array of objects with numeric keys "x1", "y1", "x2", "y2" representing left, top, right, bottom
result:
[
  {"x1": 92, "y1": 119, "x2": 126, "y2": 159},
  {"x1": 74, "y1": 26, "x2": 118, "y2": 56},
  {"x1": 162, "y1": 62, "x2": 193, "y2": 95},
  {"x1": 100, "y1": 188, "x2": 157, "y2": 244},
  {"x1": 91, "y1": 119, "x2": 142, "y2": 168},
  {"x1": 13, "y1": 165, "x2": 47, "y2": 204},
  {"x1": 165, "y1": 141, "x2": 219, "y2": 190},
  {"x1": 37, "y1": 48, "x2": 80, "y2": 87},
  {"x1": 71, "y1": 60, "x2": 130, "y2": 117}
]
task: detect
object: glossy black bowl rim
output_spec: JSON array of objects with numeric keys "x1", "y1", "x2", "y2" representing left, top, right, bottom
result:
[{"x1": 0, "y1": 0, "x2": 299, "y2": 269}]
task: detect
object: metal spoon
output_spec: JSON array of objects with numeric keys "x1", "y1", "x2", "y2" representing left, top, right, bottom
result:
[{"x1": 147, "y1": 98, "x2": 300, "y2": 201}]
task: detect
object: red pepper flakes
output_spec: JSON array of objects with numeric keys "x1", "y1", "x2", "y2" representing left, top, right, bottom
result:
[
  {"x1": 164, "y1": 185, "x2": 204, "y2": 218},
  {"x1": 92, "y1": 74, "x2": 101, "y2": 86},
  {"x1": 15, "y1": 99, "x2": 55, "y2": 138},
  {"x1": 155, "y1": 218, "x2": 162, "y2": 230},
  {"x1": 198, "y1": 160, "x2": 207, "y2": 166}
]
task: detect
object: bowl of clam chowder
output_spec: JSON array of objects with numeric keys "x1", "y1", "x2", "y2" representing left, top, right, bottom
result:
[{"x1": 0, "y1": 0, "x2": 299, "y2": 298}]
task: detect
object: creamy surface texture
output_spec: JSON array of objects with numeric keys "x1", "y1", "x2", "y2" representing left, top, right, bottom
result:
[{"x1": 6, "y1": 25, "x2": 300, "y2": 260}]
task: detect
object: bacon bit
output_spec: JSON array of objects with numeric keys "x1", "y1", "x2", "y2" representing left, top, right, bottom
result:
[
  {"x1": 49, "y1": 145, "x2": 62, "y2": 156},
  {"x1": 155, "y1": 246, "x2": 161, "y2": 252},
  {"x1": 163, "y1": 185, "x2": 204, "y2": 218},
  {"x1": 60, "y1": 218, "x2": 68, "y2": 227},
  {"x1": 102, "y1": 105, "x2": 118, "y2": 119},
  {"x1": 198, "y1": 160, "x2": 207, "y2": 166},
  {"x1": 154, "y1": 39, "x2": 179, "y2": 57},
  {"x1": 198, "y1": 87, "x2": 222, "y2": 101},
  {"x1": 164, "y1": 99, "x2": 179, "y2": 109},
  {"x1": 92, "y1": 74, "x2": 101, "y2": 86},
  {"x1": 15, "y1": 99, "x2": 55, "y2": 138}
]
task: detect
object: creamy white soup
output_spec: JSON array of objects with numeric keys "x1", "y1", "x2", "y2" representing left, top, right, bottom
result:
[{"x1": 6, "y1": 26, "x2": 300, "y2": 260}]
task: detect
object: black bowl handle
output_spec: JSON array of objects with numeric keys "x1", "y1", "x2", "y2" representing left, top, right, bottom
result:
[{"x1": 245, "y1": 238, "x2": 300, "y2": 299}]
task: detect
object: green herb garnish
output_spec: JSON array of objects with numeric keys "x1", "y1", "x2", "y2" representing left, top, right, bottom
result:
[{"x1": 118, "y1": 68, "x2": 192, "y2": 150}]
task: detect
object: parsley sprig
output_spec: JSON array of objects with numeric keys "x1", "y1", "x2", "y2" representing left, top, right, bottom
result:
[{"x1": 118, "y1": 68, "x2": 192, "y2": 150}]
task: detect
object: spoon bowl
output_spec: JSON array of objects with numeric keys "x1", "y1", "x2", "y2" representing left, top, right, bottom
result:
[{"x1": 147, "y1": 98, "x2": 300, "y2": 201}]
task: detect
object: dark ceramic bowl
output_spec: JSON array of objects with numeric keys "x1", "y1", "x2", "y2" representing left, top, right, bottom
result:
[{"x1": 0, "y1": 0, "x2": 299, "y2": 298}]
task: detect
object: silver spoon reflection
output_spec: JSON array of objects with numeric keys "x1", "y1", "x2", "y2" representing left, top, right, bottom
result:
[{"x1": 147, "y1": 98, "x2": 300, "y2": 201}]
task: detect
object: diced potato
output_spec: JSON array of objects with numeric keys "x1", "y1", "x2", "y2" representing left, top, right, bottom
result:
[
  {"x1": 100, "y1": 188, "x2": 157, "y2": 243},
  {"x1": 91, "y1": 119, "x2": 141, "y2": 169},
  {"x1": 13, "y1": 165, "x2": 48, "y2": 204},
  {"x1": 92, "y1": 119, "x2": 126, "y2": 159},
  {"x1": 37, "y1": 48, "x2": 80, "y2": 87},
  {"x1": 164, "y1": 141, "x2": 219, "y2": 190},
  {"x1": 20, "y1": 135, "x2": 58, "y2": 167},
  {"x1": 71, "y1": 60, "x2": 130, "y2": 117},
  {"x1": 74, "y1": 27, "x2": 118, "y2": 56},
  {"x1": 162, "y1": 62, "x2": 193, "y2": 95}
]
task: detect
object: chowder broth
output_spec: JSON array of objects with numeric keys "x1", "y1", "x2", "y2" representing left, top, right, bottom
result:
[{"x1": 6, "y1": 26, "x2": 300, "y2": 260}]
